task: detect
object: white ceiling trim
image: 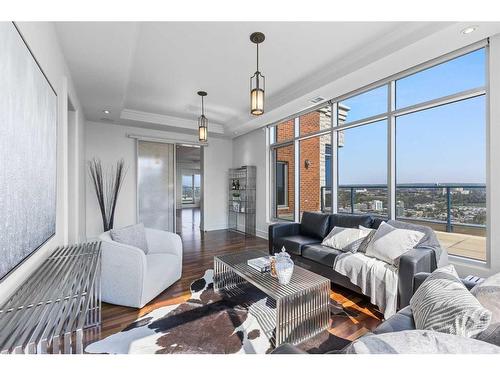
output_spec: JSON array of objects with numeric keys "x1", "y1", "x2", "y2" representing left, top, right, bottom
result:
[{"x1": 120, "y1": 108, "x2": 225, "y2": 134}]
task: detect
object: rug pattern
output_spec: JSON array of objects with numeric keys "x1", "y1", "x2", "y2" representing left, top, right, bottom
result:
[{"x1": 85, "y1": 270, "x2": 353, "y2": 354}]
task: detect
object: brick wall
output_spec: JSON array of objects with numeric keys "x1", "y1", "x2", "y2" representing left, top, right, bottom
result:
[
  {"x1": 276, "y1": 112, "x2": 326, "y2": 218},
  {"x1": 274, "y1": 105, "x2": 349, "y2": 220}
]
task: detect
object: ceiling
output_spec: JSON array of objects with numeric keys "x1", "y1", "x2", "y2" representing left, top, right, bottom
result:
[{"x1": 54, "y1": 22, "x2": 496, "y2": 138}]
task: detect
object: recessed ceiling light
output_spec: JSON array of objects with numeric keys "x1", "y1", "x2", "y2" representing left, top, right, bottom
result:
[
  {"x1": 103, "y1": 109, "x2": 110, "y2": 114},
  {"x1": 461, "y1": 26, "x2": 478, "y2": 35}
]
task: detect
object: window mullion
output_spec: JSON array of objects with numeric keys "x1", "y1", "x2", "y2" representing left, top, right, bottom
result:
[
  {"x1": 294, "y1": 117, "x2": 300, "y2": 222},
  {"x1": 388, "y1": 81, "x2": 396, "y2": 220},
  {"x1": 332, "y1": 102, "x2": 339, "y2": 214}
]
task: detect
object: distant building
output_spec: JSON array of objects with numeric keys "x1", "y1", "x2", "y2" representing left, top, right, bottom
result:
[{"x1": 372, "y1": 200, "x2": 383, "y2": 211}]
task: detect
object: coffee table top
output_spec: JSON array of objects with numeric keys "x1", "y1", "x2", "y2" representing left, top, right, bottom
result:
[{"x1": 214, "y1": 249, "x2": 330, "y2": 300}]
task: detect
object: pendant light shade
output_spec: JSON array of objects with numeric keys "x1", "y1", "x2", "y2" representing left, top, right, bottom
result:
[
  {"x1": 197, "y1": 91, "x2": 208, "y2": 142},
  {"x1": 250, "y1": 32, "x2": 265, "y2": 116}
]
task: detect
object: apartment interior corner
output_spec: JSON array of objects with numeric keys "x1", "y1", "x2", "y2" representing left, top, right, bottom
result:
[{"x1": 1, "y1": 10, "x2": 500, "y2": 365}]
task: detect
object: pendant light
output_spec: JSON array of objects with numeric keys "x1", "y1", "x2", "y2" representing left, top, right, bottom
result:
[
  {"x1": 197, "y1": 91, "x2": 208, "y2": 142},
  {"x1": 250, "y1": 32, "x2": 265, "y2": 116}
]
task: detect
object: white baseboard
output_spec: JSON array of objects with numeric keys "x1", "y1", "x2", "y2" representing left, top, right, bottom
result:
[
  {"x1": 256, "y1": 228, "x2": 268, "y2": 240},
  {"x1": 202, "y1": 222, "x2": 228, "y2": 231}
]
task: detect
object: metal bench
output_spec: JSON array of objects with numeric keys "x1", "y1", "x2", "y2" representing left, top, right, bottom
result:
[{"x1": 0, "y1": 242, "x2": 101, "y2": 354}]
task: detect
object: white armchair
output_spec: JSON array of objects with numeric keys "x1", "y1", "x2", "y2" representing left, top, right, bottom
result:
[{"x1": 98, "y1": 228, "x2": 183, "y2": 308}]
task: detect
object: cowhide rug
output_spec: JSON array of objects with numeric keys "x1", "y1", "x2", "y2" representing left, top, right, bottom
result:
[{"x1": 85, "y1": 269, "x2": 353, "y2": 354}]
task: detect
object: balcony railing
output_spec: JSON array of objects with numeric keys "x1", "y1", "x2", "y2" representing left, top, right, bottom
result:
[{"x1": 320, "y1": 183, "x2": 486, "y2": 235}]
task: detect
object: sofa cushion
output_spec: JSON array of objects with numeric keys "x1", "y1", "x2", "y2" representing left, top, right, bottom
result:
[
  {"x1": 302, "y1": 244, "x2": 343, "y2": 268},
  {"x1": 373, "y1": 306, "x2": 415, "y2": 334},
  {"x1": 344, "y1": 330, "x2": 500, "y2": 354},
  {"x1": 274, "y1": 235, "x2": 321, "y2": 256},
  {"x1": 110, "y1": 223, "x2": 149, "y2": 254},
  {"x1": 328, "y1": 214, "x2": 373, "y2": 232},
  {"x1": 299, "y1": 212, "x2": 330, "y2": 239},
  {"x1": 410, "y1": 265, "x2": 492, "y2": 337},
  {"x1": 471, "y1": 272, "x2": 500, "y2": 346}
]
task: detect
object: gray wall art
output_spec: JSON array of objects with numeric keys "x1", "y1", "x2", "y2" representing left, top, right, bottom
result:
[{"x1": 0, "y1": 22, "x2": 57, "y2": 280}]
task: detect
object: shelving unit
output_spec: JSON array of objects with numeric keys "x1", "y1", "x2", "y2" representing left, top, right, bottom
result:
[{"x1": 228, "y1": 166, "x2": 256, "y2": 236}]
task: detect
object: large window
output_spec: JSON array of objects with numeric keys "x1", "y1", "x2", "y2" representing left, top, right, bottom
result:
[
  {"x1": 276, "y1": 161, "x2": 288, "y2": 207},
  {"x1": 396, "y1": 49, "x2": 485, "y2": 109},
  {"x1": 338, "y1": 120, "x2": 387, "y2": 216},
  {"x1": 338, "y1": 85, "x2": 388, "y2": 124},
  {"x1": 269, "y1": 43, "x2": 488, "y2": 262},
  {"x1": 273, "y1": 143, "x2": 295, "y2": 221}
]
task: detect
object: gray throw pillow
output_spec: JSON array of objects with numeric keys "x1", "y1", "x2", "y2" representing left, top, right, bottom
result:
[
  {"x1": 357, "y1": 225, "x2": 376, "y2": 253},
  {"x1": 471, "y1": 272, "x2": 500, "y2": 345},
  {"x1": 410, "y1": 265, "x2": 491, "y2": 337},
  {"x1": 110, "y1": 223, "x2": 149, "y2": 254},
  {"x1": 343, "y1": 330, "x2": 500, "y2": 354}
]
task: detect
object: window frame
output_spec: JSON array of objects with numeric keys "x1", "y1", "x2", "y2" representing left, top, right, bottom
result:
[
  {"x1": 268, "y1": 40, "x2": 489, "y2": 264},
  {"x1": 275, "y1": 161, "x2": 289, "y2": 208}
]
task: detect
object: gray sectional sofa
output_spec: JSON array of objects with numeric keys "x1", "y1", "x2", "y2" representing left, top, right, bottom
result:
[
  {"x1": 272, "y1": 272, "x2": 482, "y2": 354},
  {"x1": 268, "y1": 212, "x2": 439, "y2": 309}
]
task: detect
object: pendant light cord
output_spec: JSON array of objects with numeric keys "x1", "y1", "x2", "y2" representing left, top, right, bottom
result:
[
  {"x1": 256, "y1": 43, "x2": 259, "y2": 72},
  {"x1": 201, "y1": 96, "x2": 205, "y2": 116}
]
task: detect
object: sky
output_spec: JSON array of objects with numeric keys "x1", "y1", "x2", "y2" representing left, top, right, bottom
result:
[{"x1": 338, "y1": 48, "x2": 486, "y2": 185}]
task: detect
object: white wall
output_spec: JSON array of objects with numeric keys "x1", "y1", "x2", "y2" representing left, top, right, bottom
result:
[
  {"x1": 232, "y1": 128, "x2": 268, "y2": 239},
  {"x1": 85, "y1": 121, "x2": 232, "y2": 238},
  {"x1": 0, "y1": 22, "x2": 85, "y2": 304}
]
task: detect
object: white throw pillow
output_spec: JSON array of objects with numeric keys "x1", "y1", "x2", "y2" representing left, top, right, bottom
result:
[
  {"x1": 471, "y1": 272, "x2": 500, "y2": 345},
  {"x1": 322, "y1": 226, "x2": 372, "y2": 253},
  {"x1": 365, "y1": 221, "x2": 424, "y2": 265},
  {"x1": 110, "y1": 223, "x2": 149, "y2": 254}
]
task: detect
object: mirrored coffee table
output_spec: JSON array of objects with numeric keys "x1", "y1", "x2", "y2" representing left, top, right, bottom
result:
[{"x1": 214, "y1": 249, "x2": 330, "y2": 346}]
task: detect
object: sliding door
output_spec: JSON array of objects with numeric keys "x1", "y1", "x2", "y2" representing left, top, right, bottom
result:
[{"x1": 137, "y1": 141, "x2": 176, "y2": 232}]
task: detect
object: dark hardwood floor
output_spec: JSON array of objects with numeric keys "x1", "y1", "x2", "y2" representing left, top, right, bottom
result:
[{"x1": 86, "y1": 227, "x2": 382, "y2": 349}]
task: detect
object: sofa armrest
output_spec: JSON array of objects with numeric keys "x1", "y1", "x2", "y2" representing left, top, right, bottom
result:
[
  {"x1": 271, "y1": 343, "x2": 307, "y2": 354},
  {"x1": 413, "y1": 272, "x2": 479, "y2": 294},
  {"x1": 145, "y1": 228, "x2": 183, "y2": 260},
  {"x1": 398, "y1": 247, "x2": 434, "y2": 309},
  {"x1": 268, "y1": 223, "x2": 300, "y2": 254}
]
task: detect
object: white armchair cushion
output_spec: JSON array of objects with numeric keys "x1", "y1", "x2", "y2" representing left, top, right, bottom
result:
[{"x1": 110, "y1": 223, "x2": 149, "y2": 253}]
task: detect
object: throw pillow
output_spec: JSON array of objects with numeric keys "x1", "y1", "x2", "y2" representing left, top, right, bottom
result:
[
  {"x1": 364, "y1": 221, "x2": 424, "y2": 266},
  {"x1": 343, "y1": 330, "x2": 500, "y2": 354},
  {"x1": 321, "y1": 226, "x2": 371, "y2": 253},
  {"x1": 110, "y1": 223, "x2": 149, "y2": 254},
  {"x1": 471, "y1": 272, "x2": 500, "y2": 345},
  {"x1": 410, "y1": 265, "x2": 492, "y2": 337},
  {"x1": 356, "y1": 225, "x2": 376, "y2": 253}
]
